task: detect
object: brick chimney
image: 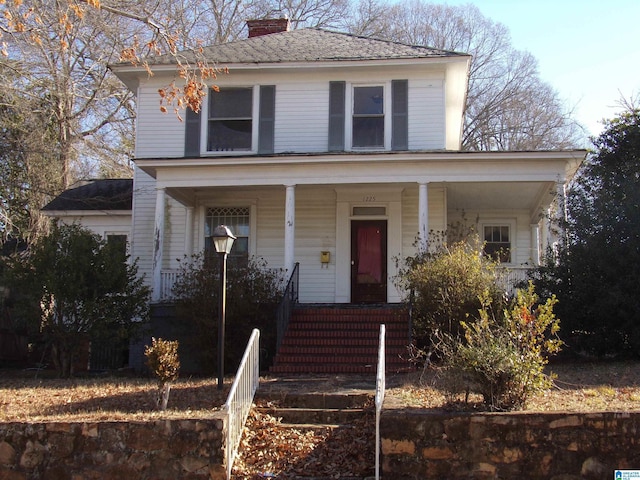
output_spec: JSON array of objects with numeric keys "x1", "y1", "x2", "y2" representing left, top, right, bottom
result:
[{"x1": 246, "y1": 17, "x2": 291, "y2": 38}]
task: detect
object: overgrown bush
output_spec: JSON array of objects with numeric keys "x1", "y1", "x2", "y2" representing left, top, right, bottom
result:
[
  {"x1": 171, "y1": 254, "x2": 283, "y2": 374},
  {"x1": 145, "y1": 337, "x2": 180, "y2": 411},
  {"x1": 396, "y1": 236, "x2": 506, "y2": 347},
  {"x1": 3, "y1": 223, "x2": 149, "y2": 377},
  {"x1": 438, "y1": 283, "x2": 561, "y2": 411}
]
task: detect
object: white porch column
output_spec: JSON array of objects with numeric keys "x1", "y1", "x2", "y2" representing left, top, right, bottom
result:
[
  {"x1": 284, "y1": 185, "x2": 296, "y2": 275},
  {"x1": 185, "y1": 206, "x2": 194, "y2": 257},
  {"x1": 530, "y1": 223, "x2": 540, "y2": 265},
  {"x1": 151, "y1": 187, "x2": 166, "y2": 302},
  {"x1": 418, "y1": 182, "x2": 429, "y2": 252}
]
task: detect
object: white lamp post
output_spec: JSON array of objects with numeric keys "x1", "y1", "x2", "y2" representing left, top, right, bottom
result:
[{"x1": 212, "y1": 225, "x2": 236, "y2": 390}]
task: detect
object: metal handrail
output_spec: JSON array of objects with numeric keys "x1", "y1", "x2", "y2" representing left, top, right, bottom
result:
[
  {"x1": 375, "y1": 324, "x2": 386, "y2": 480},
  {"x1": 275, "y1": 262, "x2": 299, "y2": 351},
  {"x1": 223, "y1": 328, "x2": 260, "y2": 479}
]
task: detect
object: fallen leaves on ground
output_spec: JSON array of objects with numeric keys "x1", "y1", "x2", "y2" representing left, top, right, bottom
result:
[{"x1": 231, "y1": 408, "x2": 375, "y2": 479}]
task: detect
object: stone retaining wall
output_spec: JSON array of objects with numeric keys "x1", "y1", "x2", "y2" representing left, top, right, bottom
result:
[
  {"x1": 381, "y1": 409, "x2": 640, "y2": 479},
  {"x1": 3, "y1": 408, "x2": 639, "y2": 479},
  {"x1": 0, "y1": 415, "x2": 226, "y2": 480}
]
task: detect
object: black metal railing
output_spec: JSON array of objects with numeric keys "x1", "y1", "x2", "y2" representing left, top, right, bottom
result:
[{"x1": 275, "y1": 262, "x2": 299, "y2": 351}]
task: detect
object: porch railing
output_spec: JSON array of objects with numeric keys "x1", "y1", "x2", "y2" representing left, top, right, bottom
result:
[
  {"x1": 276, "y1": 262, "x2": 299, "y2": 351},
  {"x1": 160, "y1": 269, "x2": 179, "y2": 301},
  {"x1": 223, "y1": 328, "x2": 260, "y2": 479},
  {"x1": 375, "y1": 324, "x2": 386, "y2": 480},
  {"x1": 497, "y1": 266, "x2": 530, "y2": 296}
]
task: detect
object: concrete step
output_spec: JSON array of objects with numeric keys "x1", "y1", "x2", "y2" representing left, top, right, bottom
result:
[
  {"x1": 256, "y1": 391, "x2": 371, "y2": 408},
  {"x1": 257, "y1": 407, "x2": 367, "y2": 425}
]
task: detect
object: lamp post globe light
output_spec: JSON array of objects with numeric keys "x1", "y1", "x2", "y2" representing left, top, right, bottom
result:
[{"x1": 212, "y1": 225, "x2": 236, "y2": 390}]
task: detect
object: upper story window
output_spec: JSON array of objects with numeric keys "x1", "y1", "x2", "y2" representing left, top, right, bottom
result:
[
  {"x1": 483, "y1": 225, "x2": 511, "y2": 263},
  {"x1": 185, "y1": 85, "x2": 275, "y2": 157},
  {"x1": 207, "y1": 87, "x2": 253, "y2": 152},
  {"x1": 329, "y1": 80, "x2": 407, "y2": 152},
  {"x1": 352, "y1": 86, "x2": 384, "y2": 148}
]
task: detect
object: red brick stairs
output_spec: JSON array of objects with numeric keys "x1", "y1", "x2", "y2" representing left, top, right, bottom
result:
[{"x1": 269, "y1": 305, "x2": 411, "y2": 374}]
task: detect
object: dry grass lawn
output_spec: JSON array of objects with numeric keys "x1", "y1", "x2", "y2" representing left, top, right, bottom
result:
[
  {"x1": 386, "y1": 360, "x2": 640, "y2": 412},
  {"x1": 0, "y1": 373, "x2": 230, "y2": 422},
  {"x1": 1, "y1": 360, "x2": 640, "y2": 422}
]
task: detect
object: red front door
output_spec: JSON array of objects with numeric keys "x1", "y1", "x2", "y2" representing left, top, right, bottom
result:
[{"x1": 351, "y1": 220, "x2": 387, "y2": 303}]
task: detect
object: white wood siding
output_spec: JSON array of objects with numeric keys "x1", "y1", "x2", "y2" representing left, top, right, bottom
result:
[
  {"x1": 52, "y1": 215, "x2": 131, "y2": 238},
  {"x1": 135, "y1": 80, "x2": 186, "y2": 159},
  {"x1": 274, "y1": 83, "x2": 328, "y2": 153},
  {"x1": 409, "y1": 79, "x2": 446, "y2": 150},
  {"x1": 254, "y1": 189, "x2": 285, "y2": 264},
  {"x1": 293, "y1": 187, "x2": 337, "y2": 303},
  {"x1": 131, "y1": 168, "x2": 158, "y2": 284}
]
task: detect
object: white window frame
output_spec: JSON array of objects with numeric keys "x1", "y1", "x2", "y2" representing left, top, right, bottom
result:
[
  {"x1": 480, "y1": 219, "x2": 516, "y2": 264},
  {"x1": 198, "y1": 203, "x2": 257, "y2": 256},
  {"x1": 202, "y1": 86, "x2": 259, "y2": 155},
  {"x1": 346, "y1": 82, "x2": 391, "y2": 151}
]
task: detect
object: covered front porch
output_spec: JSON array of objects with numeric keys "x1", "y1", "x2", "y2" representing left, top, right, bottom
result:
[{"x1": 133, "y1": 150, "x2": 582, "y2": 304}]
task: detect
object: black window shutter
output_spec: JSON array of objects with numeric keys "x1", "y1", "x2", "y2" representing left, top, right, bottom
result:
[
  {"x1": 391, "y1": 80, "x2": 409, "y2": 151},
  {"x1": 328, "y1": 81, "x2": 345, "y2": 151},
  {"x1": 184, "y1": 107, "x2": 201, "y2": 157},
  {"x1": 258, "y1": 85, "x2": 276, "y2": 154}
]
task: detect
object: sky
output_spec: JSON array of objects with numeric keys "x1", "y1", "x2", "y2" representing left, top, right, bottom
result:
[{"x1": 441, "y1": 0, "x2": 640, "y2": 143}]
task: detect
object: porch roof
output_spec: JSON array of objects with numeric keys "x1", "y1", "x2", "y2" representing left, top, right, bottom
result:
[
  {"x1": 138, "y1": 150, "x2": 586, "y2": 223},
  {"x1": 135, "y1": 149, "x2": 586, "y2": 186}
]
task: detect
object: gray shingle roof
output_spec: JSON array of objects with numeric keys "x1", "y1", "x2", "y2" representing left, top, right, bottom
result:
[
  {"x1": 146, "y1": 28, "x2": 467, "y2": 66},
  {"x1": 42, "y1": 179, "x2": 133, "y2": 212}
]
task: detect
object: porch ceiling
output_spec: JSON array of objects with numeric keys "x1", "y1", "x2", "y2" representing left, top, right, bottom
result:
[{"x1": 445, "y1": 181, "x2": 555, "y2": 214}]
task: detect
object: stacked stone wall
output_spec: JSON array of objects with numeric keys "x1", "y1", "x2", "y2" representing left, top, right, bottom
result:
[
  {"x1": 0, "y1": 416, "x2": 226, "y2": 480},
  {"x1": 2, "y1": 409, "x2": 639, "y2": 479},
  {"x1": 381, "y1": 409, "x2": 640, "y2": 479}
]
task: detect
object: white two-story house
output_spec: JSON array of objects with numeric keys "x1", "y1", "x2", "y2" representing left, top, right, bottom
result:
[{"x1": 110, "y1": 19, "x2": 583, "y2": 309}]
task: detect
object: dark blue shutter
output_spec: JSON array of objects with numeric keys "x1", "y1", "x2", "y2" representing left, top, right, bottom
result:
[
  {"x1": 328, "y1": 81, "x2": 345, "y2": 151},
  {"x1": 258, "y1": 85, "x2": 276, "y2": 154},
  {"x1": 391, "y1": 80, "x2": 409, "y2": 151},
  {"x1": 184, "y1": 107, "x2": 201, "y2": 157}
]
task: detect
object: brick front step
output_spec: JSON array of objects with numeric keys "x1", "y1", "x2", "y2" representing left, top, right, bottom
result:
[
  {"x1": 270, "y1": 304, "x2": 411, "y2": 374},
  {"x1": 277, "y1": 346, "x2": 406, "y2": 355},
  {"x1": 280, "y1": 337, "x2": 408, "y2": 347},
  {"x1": 269, "y1": 364, "x2": 378, "y2": 374}
]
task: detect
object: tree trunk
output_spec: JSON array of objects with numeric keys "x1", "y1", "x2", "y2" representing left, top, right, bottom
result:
[
  {"x1": 51, "y1": 344, "x2": 71, "y2": 377},
  {"x1": 157, "y1": 382, "x2": 172, "y2": 411}
]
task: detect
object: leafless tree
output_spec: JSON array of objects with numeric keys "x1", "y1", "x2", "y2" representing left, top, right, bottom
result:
[
  {"x1": 341, "y1": 0, "x2": 391, "y2": 38},
  {"x1": 0, "y1": 0, "x2": 143, "y2": 239},
  {"x1": 0, "y1": 0, "x2": 139, "y2": 186}
]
